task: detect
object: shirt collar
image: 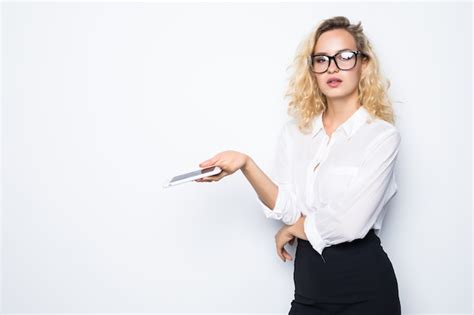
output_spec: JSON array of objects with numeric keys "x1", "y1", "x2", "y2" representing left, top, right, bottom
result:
[{"x1": 311, "y1": 105, "x2": 371, "y2": 139}]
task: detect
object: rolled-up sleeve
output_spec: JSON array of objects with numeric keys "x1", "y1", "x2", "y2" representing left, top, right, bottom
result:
[
  {"x1": 304, "y1": 129, "x2": 401, "y2": 256},
  {"x1": 258, "y1": 124, "x2": 302, "y2": 225}
]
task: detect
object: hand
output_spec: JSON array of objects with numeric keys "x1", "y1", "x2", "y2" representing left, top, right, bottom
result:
[
  {"x1": 195, "y1": 150, "x2": 249, "y2": 183},
  {"x1": 275, "y1": 225, "x2": 296, "y2": 262},
  {"x1": 287, "y1": 215, "x2": 308, "y2": 241}
]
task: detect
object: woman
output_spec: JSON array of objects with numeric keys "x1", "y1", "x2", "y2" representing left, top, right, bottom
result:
[{"x1": 196, "y1": 16, "x2": 401, "y2": 314}]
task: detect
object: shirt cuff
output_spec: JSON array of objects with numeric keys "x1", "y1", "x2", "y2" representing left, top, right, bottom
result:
[
  {"x1": 258, "y1": 182, "x2": 288, "y2": 220},
  {"x1": 303, "y1": 211, "x2": 328, "y2": 257}
]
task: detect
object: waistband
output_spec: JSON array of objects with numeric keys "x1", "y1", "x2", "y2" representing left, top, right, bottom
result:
[{"x1": 298, "y1": 229, "x2": 379, "y2": 252}]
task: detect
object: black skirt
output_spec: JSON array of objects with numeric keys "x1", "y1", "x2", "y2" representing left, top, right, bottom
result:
[{"x1": 289, "y1": 229, "x2": 401, "y2": 314}]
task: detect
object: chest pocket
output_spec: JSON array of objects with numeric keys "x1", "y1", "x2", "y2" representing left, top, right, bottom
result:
[{"x1": 320, "y1": 166, "x2": 359, "y2": 203}]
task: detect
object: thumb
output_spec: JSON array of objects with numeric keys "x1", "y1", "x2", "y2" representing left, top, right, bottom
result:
[
  {"x1": 199, "y1": 158, "x2": 215, "y2": 167},
  {"x1": 282, "y1": 248, "x2": 292, "y2": 261}
]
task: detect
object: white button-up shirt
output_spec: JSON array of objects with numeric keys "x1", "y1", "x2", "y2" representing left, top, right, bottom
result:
[{"x1": 259, "y1": 105, "x2": 401, "y2": 258}]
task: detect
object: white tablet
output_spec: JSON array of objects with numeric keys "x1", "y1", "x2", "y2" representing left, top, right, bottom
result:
[{"x1": 162, "y1": 166, "x2": 222, "y2": 188}]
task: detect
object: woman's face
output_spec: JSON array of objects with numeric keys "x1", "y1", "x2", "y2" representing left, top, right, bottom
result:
[{"x1": 312, "y1": 29, "x2": 367, "y2": 101}]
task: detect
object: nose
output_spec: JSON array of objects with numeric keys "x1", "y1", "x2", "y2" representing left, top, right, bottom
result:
[{"x1": 327, "y1": 58, "x2": 339, "y2": 73}]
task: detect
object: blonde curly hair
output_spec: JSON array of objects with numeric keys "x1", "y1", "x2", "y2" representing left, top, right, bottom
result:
[{"x1": 284, "y1": 16, "x2": 395, "y2": 134}]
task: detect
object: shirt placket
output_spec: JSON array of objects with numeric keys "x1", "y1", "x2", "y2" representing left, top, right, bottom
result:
[{"x1": 305, "y1": 132, "x2": 336, "y2": 208}]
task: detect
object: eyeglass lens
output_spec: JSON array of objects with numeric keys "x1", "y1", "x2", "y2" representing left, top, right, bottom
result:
[{"x1": 311, "y1": 51, "x2": 357, "y2": 73}]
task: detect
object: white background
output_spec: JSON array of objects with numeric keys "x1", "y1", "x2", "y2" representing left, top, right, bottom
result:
[{"x1": 1, "y1": 1, "x2": 472, "y2": 314}]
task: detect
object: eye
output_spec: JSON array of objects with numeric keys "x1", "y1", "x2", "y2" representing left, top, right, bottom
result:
[{"x1": 314, "y1": 56, "x2": 328, "y2": 63}]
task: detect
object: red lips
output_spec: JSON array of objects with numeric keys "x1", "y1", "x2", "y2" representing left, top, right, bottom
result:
[{"x1": 327, "y1": 77, "x2": 343, "y2": 83}]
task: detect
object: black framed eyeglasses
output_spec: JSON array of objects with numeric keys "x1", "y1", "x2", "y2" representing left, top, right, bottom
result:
[{"x1": 307, "y1": 49, "x2": 367, "y2": 74}]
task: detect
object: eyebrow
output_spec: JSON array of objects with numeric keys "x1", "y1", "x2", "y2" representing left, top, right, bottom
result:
[{"x1": 313, "y1": 48, "x2": 354, "y2": 55}]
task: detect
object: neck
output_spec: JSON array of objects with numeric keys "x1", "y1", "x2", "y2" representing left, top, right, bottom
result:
[{"x1": 323, "y1": 92, "x2": 361, "y2": 127}]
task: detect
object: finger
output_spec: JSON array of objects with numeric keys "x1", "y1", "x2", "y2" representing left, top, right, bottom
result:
[
  {"x1": 199, "y1": 159, "x2": 211, "y2": 167},
  {"x1": 210, "y1": 172, "x2": 227, "y2": 181},
  {"x1": 199, "y1": 157, "x2": 217, "y2": 168},
  {"x1": 276, "y1": 244, "x2": 285, "y2": 262},
  {"x1": 199, "y1": 177, "x2": 213, "y2": 182},
  {"x1": 276, "y1": 242, "x2": 291, "y2": 262},
  {"x1": 202, "y1": 171, "x2": 227, "y2": 182},
  {"x1": 279, "y1": 249, "x2": 290, "y2": 262},
  {"x1": 197, "y1": 175, "x2": 215, "y2": 182},
  {"x1": 281, "y1": 247, "x2": 292, "y2": 261}
]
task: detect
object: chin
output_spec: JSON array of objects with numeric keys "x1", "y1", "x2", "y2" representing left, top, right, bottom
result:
[{"x1": 322, "y1": 89, "x2": 347, "y2": 98}]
